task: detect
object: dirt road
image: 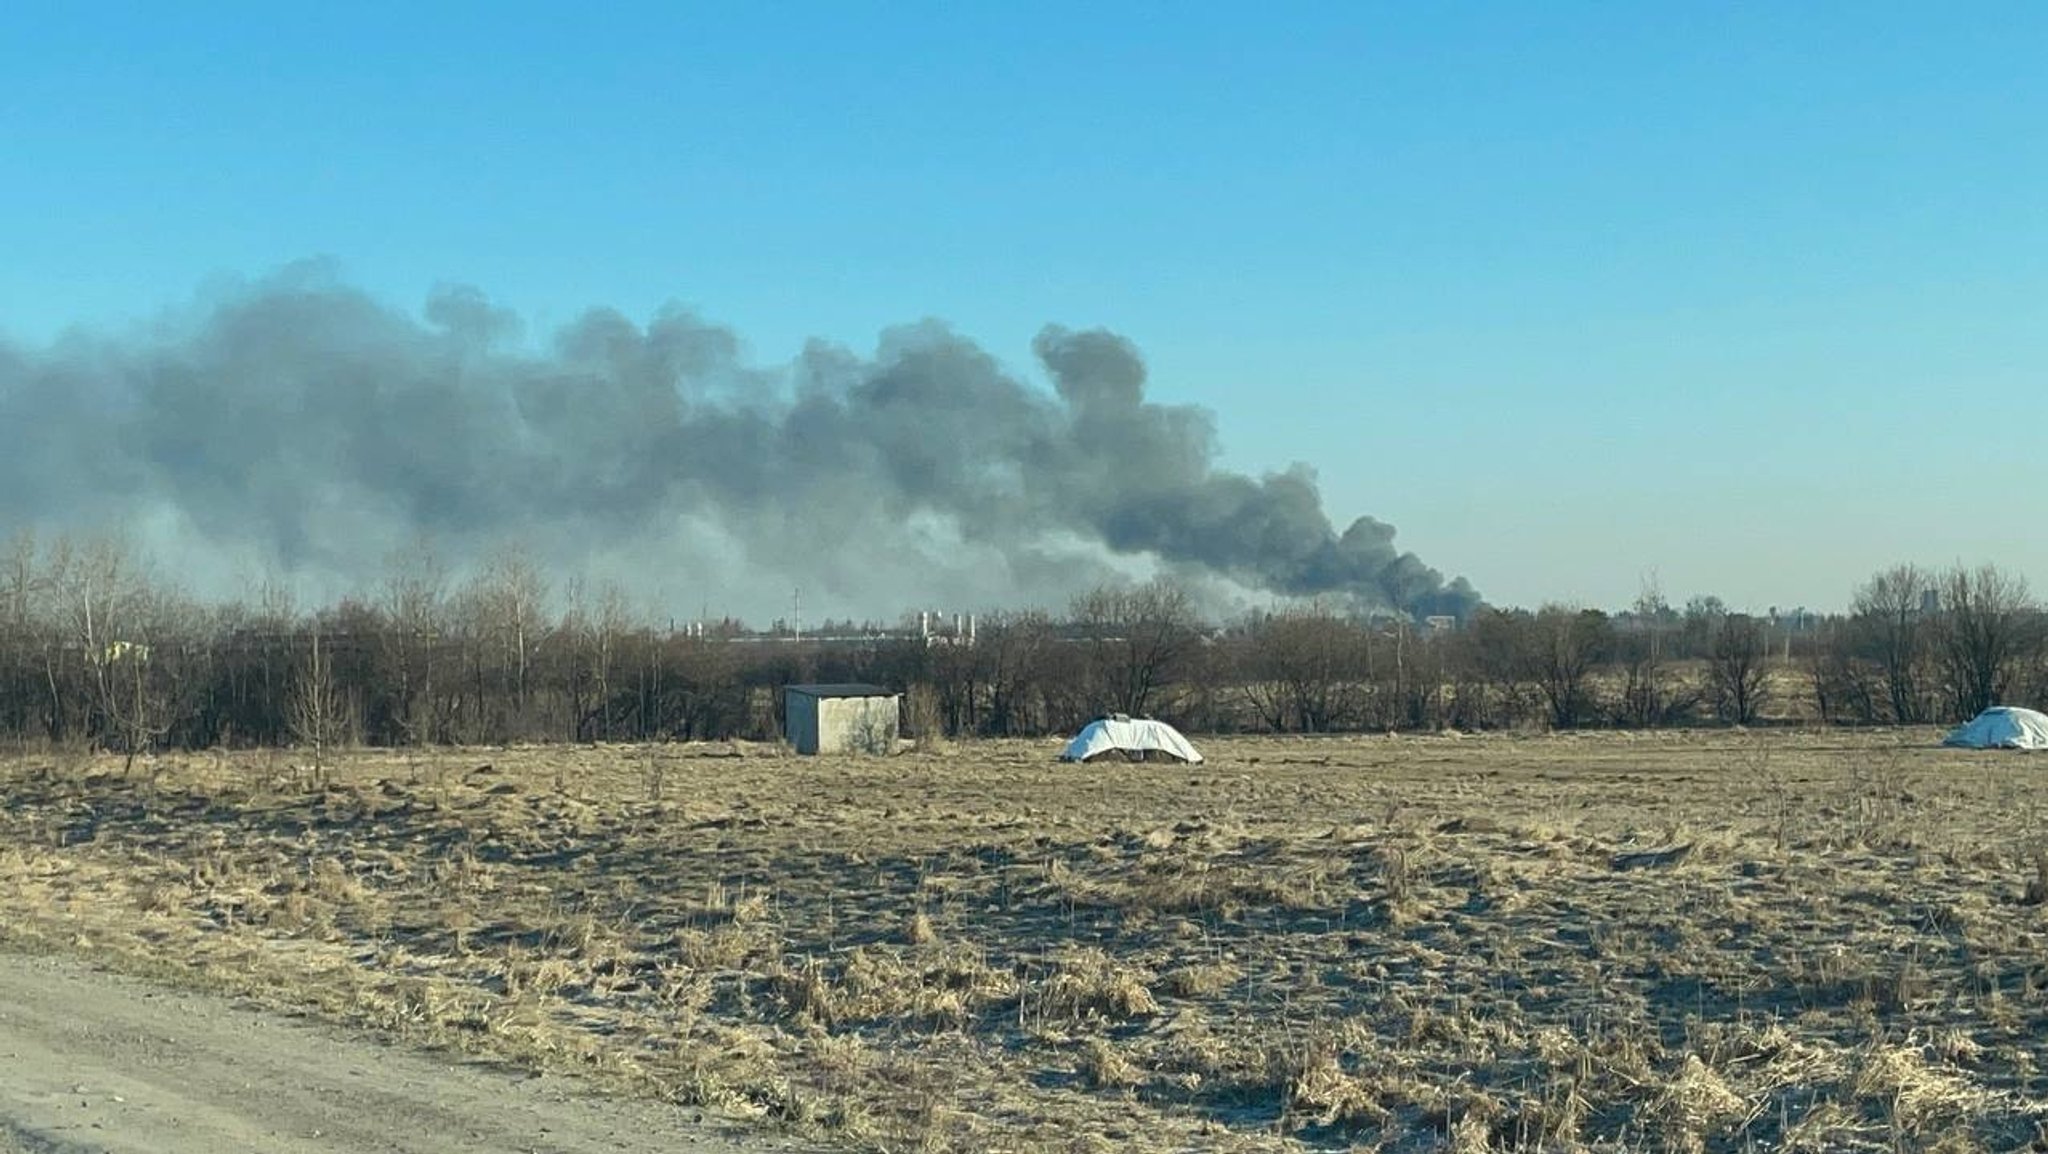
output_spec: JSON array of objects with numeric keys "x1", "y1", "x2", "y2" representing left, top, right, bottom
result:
[{"x1": 0, "y1": 952, "x2": 806, "y2": 1154}]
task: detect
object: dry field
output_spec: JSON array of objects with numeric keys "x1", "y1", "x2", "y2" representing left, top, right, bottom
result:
[{"x1": 3, "y1": 729, "x2": 2047, "y2": 1151}]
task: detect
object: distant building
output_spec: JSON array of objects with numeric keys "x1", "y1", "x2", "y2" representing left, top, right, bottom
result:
[
  {"x1": 782, "y1": 683, "x2": 900, "y2": 755},
  {"x1": 1768, "y1": 606, "x2": 1820, "y2": 632}
]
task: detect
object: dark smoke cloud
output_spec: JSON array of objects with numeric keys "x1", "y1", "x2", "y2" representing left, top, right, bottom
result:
[{"x1": 0, "y1": 264, "x2": 1478, "y2": 620}]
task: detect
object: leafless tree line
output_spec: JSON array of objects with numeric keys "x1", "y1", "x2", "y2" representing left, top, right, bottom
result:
[
  {"x1": 1807, "y1": 563, "x2": 2043, "y2": 725},
  {"x1": 0, "y1": 533, "x2": 2040, "y2": 756},
  {"x1": 0, "y1": 533, "x2": 770, "y2": 757}
]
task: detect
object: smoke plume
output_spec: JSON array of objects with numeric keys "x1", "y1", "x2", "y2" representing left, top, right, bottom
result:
[{"x1": 0, "y1": 264, "x2": 1478, "y2": 621}]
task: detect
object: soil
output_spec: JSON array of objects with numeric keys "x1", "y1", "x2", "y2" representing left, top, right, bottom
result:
[{"x1": 0, "y1": 951, "x2": 805, "y2": 1154}]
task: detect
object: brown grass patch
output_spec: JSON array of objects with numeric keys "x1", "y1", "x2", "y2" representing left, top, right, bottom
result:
[{"x1": 2, "y1": 731, "x2": 2047, "y2": 1150}]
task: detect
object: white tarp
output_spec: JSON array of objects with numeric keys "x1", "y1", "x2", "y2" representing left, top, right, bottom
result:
[
  {"x1": 1942, "y1": 706, "x2": 2048, "y2": 750},
  {"x1": 1059, "y1": 716, "x2": 1204, "y2": 763}
]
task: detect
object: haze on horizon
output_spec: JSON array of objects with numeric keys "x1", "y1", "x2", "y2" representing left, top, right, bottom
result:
[{"x1": 3, "y1": 4, "x2": 2044, "y2": 620}]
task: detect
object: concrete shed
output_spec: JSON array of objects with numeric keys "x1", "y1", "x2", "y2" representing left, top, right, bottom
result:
[{"x1": 783, "y1": 683, "x2": 900, "y2": 755}]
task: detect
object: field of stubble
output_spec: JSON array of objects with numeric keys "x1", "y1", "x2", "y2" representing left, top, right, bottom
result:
[{"x1": 2, "y1": 729, "x2": 2046, "y2": 1152}]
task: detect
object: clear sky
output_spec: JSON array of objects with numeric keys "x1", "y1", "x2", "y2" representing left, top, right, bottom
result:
[{"x1": 4, "y1": 3, "x2": 2044, "y2": 614}]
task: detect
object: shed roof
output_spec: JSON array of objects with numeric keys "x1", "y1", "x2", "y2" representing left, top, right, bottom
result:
[{"x1": 785, "y1": 682, "x2": 896, "y2": 698}]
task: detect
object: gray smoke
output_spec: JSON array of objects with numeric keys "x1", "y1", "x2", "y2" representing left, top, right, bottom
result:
[{"x1": 0, "y1": 264, "x2": 1478, "y2": 620}]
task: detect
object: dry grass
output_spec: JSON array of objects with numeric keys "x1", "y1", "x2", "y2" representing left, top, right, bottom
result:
[{"x1": 2, "y1": 728, "x2": 2047, "y2": 1151}]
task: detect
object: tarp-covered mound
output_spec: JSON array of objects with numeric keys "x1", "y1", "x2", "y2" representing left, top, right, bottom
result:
[
  {"x1": 1059, "y1": 715, "x2": 1204, "y2": 764},
  {"x1": 1942, "y1": 706, "x2": 2048, "y2": 750}
]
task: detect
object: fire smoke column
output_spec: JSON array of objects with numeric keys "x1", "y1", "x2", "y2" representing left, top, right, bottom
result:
[{"x1": 0, "y1": 265, "x2": 1479, "y2": 619}]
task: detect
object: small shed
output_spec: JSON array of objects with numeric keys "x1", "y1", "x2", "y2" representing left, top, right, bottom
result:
[{"x1": 783, "y1": 683, "x2": 901, "y2": 755}]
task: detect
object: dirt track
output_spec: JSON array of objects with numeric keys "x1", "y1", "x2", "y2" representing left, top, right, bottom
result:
[{"x1": 0, "y1": 952, "x2": 802, "y2": 1154}]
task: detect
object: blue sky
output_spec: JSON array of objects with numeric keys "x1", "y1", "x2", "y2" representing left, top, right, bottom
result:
[{"x1": 4, "y1": 3, "x2": 2044, "y2": 613}]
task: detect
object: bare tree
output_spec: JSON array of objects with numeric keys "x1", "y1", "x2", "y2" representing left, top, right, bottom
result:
[
  {"x1": 560, "y1": 578, "x2": 630, "y2": 741},
  {"x1": 49, "y1": 537, "x2": 179, "y2": 770},
  {"x1": 1621, "y1": 578, "x2": 1698, "y2": 726},
  {"x1": 1070, "y1": 580, "x2": 1203, "y2": 718},
  {"x1": 1234, "y1": 604, "x2": 1368, "y2": 732},
  {"x1": 1805, "y1": 618, "x2": 1880, "y2": 724},
  {"x1": 0, "y1": 531, "x2": 49, "y2": 742},
  {"x1": 288, "y1": 622, "x2": 350, "y2": 785},
  {"x1": 1452, "y1": 608, "x2": 1538, "y2": 728},
  {"x1": 925, "y1": 630, "x2": 980, "y2": 736},
  {"x1": 1935, "y1": 563, "x2": 2038, "y2": 719},
  {"x1": 1526, "y1": 605, "x2": 1612, "y2": 729},
  {"x1": 445, "y1": 584, "x2": 497, "y2": 743},
  {"x1": 1362, "y1": 618, "x2": 1443, "y2": 730},
  {"x1": 378, "y1": 544, "x2": 451, "y2": 748},
  {"x1": 466, "y1": 546, "x2": 549, "y2": 738},
  {"x1": 977, "y1": 610, "x2": 1053, "y2": 737},
  {"x1": 1851, "y1": 564, "x2": 1934, "y2": 723},
  {"x1": 1706, "y1": 613, "x2": 1772, "y2": 724}
]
